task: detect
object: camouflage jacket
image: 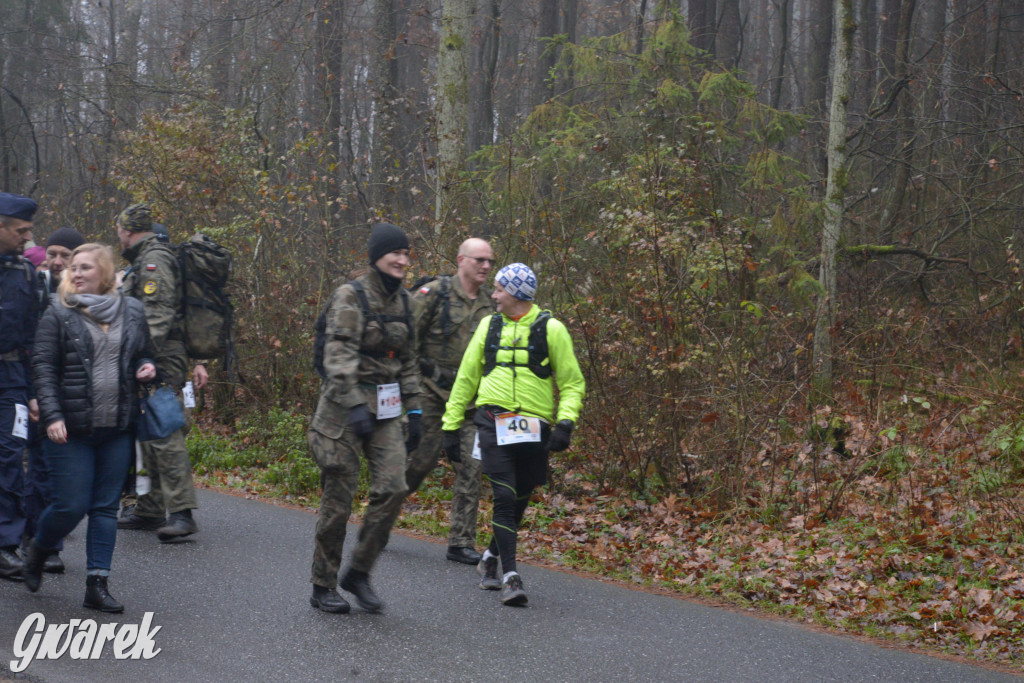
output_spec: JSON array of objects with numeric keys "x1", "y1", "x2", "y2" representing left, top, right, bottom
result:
[
  {"x1": 412, "y1": 275, "x2": 494, "y2": 400},
  {"x1": 319, "y1": 269, "x2": 420, "y2": 415},
  {"x1": 122, "y1": 235, "x2": 187, "y2": 387}
]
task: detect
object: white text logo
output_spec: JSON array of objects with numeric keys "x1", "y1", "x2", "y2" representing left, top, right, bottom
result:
[{"x1": 10, "y1": 612, "x2": 162, "y2": 673}]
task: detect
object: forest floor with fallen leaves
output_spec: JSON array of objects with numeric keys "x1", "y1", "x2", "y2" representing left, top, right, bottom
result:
[{"x1": 190, "y1": 397, "x2": 1024, "y2": 672}]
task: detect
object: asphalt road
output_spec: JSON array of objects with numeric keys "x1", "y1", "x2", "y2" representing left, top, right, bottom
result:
[{"x1": 0, "y1": 488, "x2": 1018, "y2": 682}]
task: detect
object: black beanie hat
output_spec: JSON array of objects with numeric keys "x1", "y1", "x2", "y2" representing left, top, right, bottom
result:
[
  {"x1": 367, "y1": 222, "x2": 409, "y2": 264},
  {"x1": 46, "y1": 227, "x2": 86, "y2": 252}
]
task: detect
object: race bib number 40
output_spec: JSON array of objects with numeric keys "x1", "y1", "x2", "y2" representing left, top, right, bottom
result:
[
  {"x1": 376, "y1": 383, "x2": 402, "y2": 420},
  {"x1": 495, "y1": 412, "x2": 541, "y2": 446}
]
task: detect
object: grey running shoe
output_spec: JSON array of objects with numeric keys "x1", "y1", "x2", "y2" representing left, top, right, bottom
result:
[
  {"x1": 477, "y1": 554, "x2": 501, "y2": 591},
  {"x1": 501, "y1": 573, "x2": 527, "y2": 606}
]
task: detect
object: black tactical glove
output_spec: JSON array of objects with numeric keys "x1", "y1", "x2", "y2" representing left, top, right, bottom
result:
[
  {"x1": 547, "y1": 420, "x2": 574, "y2": 452},
  {"x1": 419, "y1": 358, "x2": 441, "y2": 384},
  {"x1": 442, "y1": 430, "x2": 462, "y2": 463},
  {"x1": 405, "y1": 412, "x2": 422, "y2": 453},
  {"x1": 348, "y1": 404, "x2": 375, "y2": 439}
]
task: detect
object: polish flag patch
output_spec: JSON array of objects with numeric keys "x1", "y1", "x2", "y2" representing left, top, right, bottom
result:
[
  {"x1": 146, "y1": 264, "x2": 157, "y2": 271},
  {"x1": 419, "y1": 287, "x2": 430, "y2": 294}
]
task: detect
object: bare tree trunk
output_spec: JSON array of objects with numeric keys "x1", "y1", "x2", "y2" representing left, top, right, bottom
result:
[
  {"x1": 435, "y1": 0, "x2": 475, "y2": 233},
  {"x1": 534, "y1": 0, "x2": 560, "y2": 106},
  {"x1": 316, "y1": 1, "x2": 346, "y2": 205},
  {"x1": 471, "y1": 0, "x2": 501, "y2": 154},
  {"x1": 369, "y1": 0, "x2": 397, "y2": 214},
  {"x1": 557, "y1": 0, "x2": 578, "y2": 94},
  {"x1": 811, "y1": 0, "x2": 854, "y2": 404},
  {"x1": 635, "y1": 0, "x2": 649, "y2": 55},
  {"x1": 805, "y1": 0, "x2": 832, "y2": 180},
  {"x1": 210, "y1": 0, "x2": 236, "y2": 107},
  {"x1": 716, "y1": 0, "x2": 743, "y2": 68},
  {"x1": 770, "y1": 0, "x2": 792, "y2": 109},
  {"x1": 877, "y1": 0, "x2": 917, "y2": 244}
]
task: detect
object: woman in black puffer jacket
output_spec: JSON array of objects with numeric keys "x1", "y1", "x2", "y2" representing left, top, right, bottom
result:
[{"x1": 25, "y1": 243, "x2": 156, "y2": 613}]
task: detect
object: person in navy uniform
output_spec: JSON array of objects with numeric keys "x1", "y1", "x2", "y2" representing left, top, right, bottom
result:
[{"x1": 0, "y1": 192, "x2": 40, "y2": 580}]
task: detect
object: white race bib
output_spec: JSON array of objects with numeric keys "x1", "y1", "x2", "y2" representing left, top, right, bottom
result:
[
  {"x1": 183, "y1": 381, "x2": 196, "y2": 409},
  {"x1": 495, "y1": 412, "x2": 541, "y2": 446},
  {"x1": 376, "y1": 383, "x2": 402, "y2": 420},
  {"x1": 12, "y1": 403, "x2": 28, "y2": 440},
  {"x1": 472, "y1": 432, "x2": 481, "y2": 460}
]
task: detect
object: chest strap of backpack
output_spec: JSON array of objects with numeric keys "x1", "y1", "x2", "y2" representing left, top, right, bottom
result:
[
  {"x1": 352, "y1": 280, "x2": 411, "y2": 359},
  {"x1": 481, "y1": 311, "x2": 552, "y2": 379}
]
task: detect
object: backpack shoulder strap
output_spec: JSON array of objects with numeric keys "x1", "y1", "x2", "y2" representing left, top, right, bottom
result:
[
  {"x1": 528, "y1": 311, "x2": 553, "y2": 379},
  {"x1": 481, "y1": 313, "x2": 504, "y2": 376},
  {"x1": 350, "y1": 279, "x2": 373, "y2": 321}
]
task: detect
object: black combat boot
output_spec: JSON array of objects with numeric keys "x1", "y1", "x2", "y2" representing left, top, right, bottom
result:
[
  {"x1": 339, "y1": 568, "x2": 383, "y2": 613},
  {"x1": 156, "y1": 509, "x2": 198, "y2": 542},
  {"x1": 22, "y1": 539, "x2": 48, "y2": 592},
  {"x1": 117, "y1": 508, "x2": 165, "y2": 531},
  {"x1": 43, "y1": 552, "x2": 65, "y2": 574},
  {"x1": 446, "y1": 546, "x2": 482, "y2": 565},
  {"x1": 84, "y1": 575, "x2": 124, "y2": 613},
  {"x1": 0, "y1": 545, "x2": 24, "y2": 581},
  {"x1": 310, "y1": 585, "x2": 351, "y2": 614},
  {"x1": 25, "y1": 537, "x2": 67, "y2": 574}
]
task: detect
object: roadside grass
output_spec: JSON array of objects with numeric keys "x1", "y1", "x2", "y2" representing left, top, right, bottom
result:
[{"x1": 188, "y1": 407, "x2": 1024, "y2": 670}]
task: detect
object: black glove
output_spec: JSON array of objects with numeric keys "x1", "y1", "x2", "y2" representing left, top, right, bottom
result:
[
  {"x1": 348, "y1": 404, "x2": 375, "y2": 439},
  {"x1": 442, "y1": 430, "x2": 462, "y2": 463},
  {"x1": 405, "y1": 412, "x2": 422, "y2": 453},
  {"x1": 548, "y1": 420, "x2": 574, "y2": 452}
]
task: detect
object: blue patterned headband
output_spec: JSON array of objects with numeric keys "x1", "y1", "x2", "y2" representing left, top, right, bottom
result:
[{"x1": 495, "y1": 263, "x2": 537, "y2": 301}]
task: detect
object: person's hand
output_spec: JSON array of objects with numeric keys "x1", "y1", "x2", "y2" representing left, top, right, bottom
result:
[
  {"x1": 548, "y1": 420, "x2": 574, "y2": 452},
  {"x1": 442, "y1": 430, "x2": 461, "y2": 463},
  {"x1": 192, "y1": 364, "x2": 209, "y2": 389},
  {"x1": 348, "y1": 404, "x2": 375, "y2": 439},
  {"x1": 405, "y1": 412, "x2": 422, "y2": 453},
  {"x1": 135, "y1": 363, "x2": 157, "y2": 382},
  {"x1": 28, "y1": 398, "x2": 39, "y2": 423},
  {"x1": 46, "y1": 420, "x2": 67, "y2": 445}
]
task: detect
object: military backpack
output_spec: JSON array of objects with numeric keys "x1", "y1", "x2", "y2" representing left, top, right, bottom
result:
[{"x1": 177, "y1": 233, "x2": 234, "y2": 363}]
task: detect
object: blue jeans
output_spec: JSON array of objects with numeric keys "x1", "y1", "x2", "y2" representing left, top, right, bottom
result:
[
  {"x1": 36, "y1": 428, "x2": 132, "y2": 572},
  {"x1": 23, "y1": 421, "x2": 63, "y2": 551}
]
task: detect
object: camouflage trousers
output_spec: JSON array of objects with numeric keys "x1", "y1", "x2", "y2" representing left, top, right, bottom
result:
[
  {"x1": 309, "y1": 415, "x2": 408, "y2": 588},
  {"x1": 133, "y1": 393, "x2": 197, "y2": 517},
  {"x1": 404, "y1": 392, "x2": 481, "y2": 548}
]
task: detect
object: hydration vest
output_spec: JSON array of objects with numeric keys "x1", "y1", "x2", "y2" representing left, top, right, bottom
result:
[{"x1": 481, "y1": 311, "x2": 552, "y2": 379}]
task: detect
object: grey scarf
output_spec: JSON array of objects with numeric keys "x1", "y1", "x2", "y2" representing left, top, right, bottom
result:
[{"x1": 67, "y1": 292, "x2": 122, "y2": 324}]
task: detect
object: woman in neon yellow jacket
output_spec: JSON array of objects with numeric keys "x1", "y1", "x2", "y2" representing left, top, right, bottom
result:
[{"x1": 442, "y1": 262, "x2": 585, "y2": 606}]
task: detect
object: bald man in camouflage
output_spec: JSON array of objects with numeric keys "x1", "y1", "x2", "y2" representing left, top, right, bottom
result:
[{"x1": 404, "y1": 238, "x2": 497, "y2": 565}]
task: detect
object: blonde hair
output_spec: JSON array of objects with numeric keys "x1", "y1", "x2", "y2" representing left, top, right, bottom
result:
[{"x1": 58, "y1": 243, "x2": 118, "y2": 305}]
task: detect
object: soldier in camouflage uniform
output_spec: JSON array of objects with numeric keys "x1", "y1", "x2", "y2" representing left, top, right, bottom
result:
[
  {"x1": 308, "y1": 222, "x2": 421, "y2": 614},
  {"x1": 405, "y1": 238, "x2": 495, "y2": 565},
  {"x1": 114, "y1": 203, "x2": 200, "y2": 543}
]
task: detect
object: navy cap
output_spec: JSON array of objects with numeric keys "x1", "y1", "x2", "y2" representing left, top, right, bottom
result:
[{"x1": 0, "y1": 193, "x2": 38, "y2": 221}]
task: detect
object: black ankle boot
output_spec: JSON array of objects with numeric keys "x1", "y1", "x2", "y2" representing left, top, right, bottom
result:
[
  {"x1": 84, "y1": 575, "x2": 124, "y2": 613},
  {"x1": 310, "y1": 585, "x2": 351, "y2": 614},
  {"x1": 22, "y1": 540, "x2": 48, "y2": 593},
  {"x1": 339, "y1": 568, "x2": 383, "y2": 613}
]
